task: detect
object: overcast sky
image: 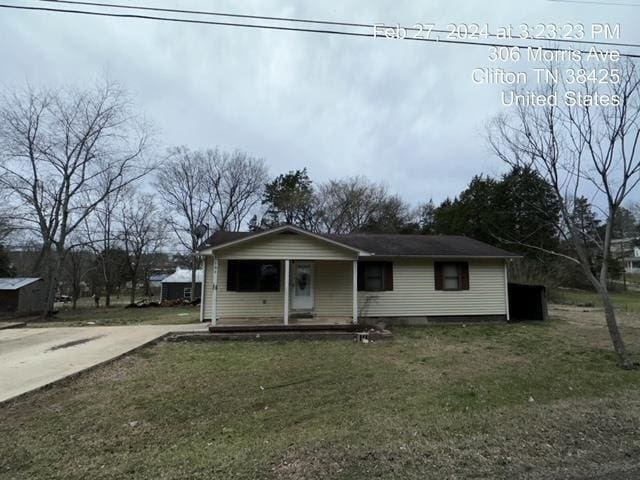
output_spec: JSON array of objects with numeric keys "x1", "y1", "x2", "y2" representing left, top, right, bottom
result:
[{"x1": 2, "y1": 0, "x2": 640, "y2": 206}]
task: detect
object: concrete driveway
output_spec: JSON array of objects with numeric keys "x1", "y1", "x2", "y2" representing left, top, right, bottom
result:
[{"x1": 0, "y1": 324, "x2": 207, "y2": 403}]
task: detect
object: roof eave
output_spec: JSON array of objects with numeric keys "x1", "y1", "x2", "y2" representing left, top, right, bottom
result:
[{"x1": 357, "y1": 254, "x2": 522, "y2": 259}]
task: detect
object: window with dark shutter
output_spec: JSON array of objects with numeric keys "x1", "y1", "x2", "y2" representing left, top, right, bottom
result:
[
  {"x1": 434, "y1": 262, "x2": 469, "y2": 291},
  {"x1": 226, "y1": 260, "x2": 281, "y2": 292},
  {"x1": 459, "y1": 263, "x2": 470, "y2": 290},
  {"x1": 434, "y1": 263, "x2": 444, "y2": 290},
  {"x1": 227, "y1": 261, "x2": 239, "y2": 291},
  {"x1": 357, "y1": 262, "x2": 393, "y2": 292}
]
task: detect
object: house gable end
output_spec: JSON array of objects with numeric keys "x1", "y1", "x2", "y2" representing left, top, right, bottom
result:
[{"x1": 214, "y1": 231, "x2": 359, "y2": 260}]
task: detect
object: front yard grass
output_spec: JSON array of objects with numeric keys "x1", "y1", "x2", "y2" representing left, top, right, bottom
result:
[
  {"x1": 555, "y1": 287, "x2": 640, "y2": 314},
  {"x1": 2, "y1": 311, "x2": 640, "y2": 479},
  {"x1": 27, "y1": 302, "x2": 200, "y2": 327}
]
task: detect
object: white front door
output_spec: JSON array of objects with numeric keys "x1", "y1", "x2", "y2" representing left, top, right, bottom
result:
[{"x1": 291, "y1": 261, "x2": 314, "y2": 310}]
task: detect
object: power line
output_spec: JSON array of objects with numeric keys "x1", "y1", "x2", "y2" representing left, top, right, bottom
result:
[
  {"x1": 3, "y1": 2, "x2": 640, "y2": 59},
  {"x1": 549, "y1": 0, "x2": 640, "y2": 6},
  {"x1": 39, "y1": 0, "x2": 640, "y2": 51}
]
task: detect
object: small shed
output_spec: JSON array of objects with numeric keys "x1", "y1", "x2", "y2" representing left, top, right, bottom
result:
[
  {"x1": 0, "y1": 278, "x2": 46, "y2": 316},
  {"x1": 508, "y1": 283, "x2": 548, "y2": 321},
  {"x1": 161, "y1": 268, "x2": 202, "y2": 302}
]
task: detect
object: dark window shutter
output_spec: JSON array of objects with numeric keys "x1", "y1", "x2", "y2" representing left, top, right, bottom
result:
[
  {"x1": 434, "y1": 262, "x2": 443, "y2": 290},
  {"x1": 357, "y1": 263, "x2": 365, "y2": 291},
  {"x1": 460, "y1": 262, "x2": 470, "y2": 290},
  {"x1": 227, "y1": 261, "x2": 238, "y2": 291},
  {"x1": 384, "y1": 262, "x2": 394, "y2": 291}
]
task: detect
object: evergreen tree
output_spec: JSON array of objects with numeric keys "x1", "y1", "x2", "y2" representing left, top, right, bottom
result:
[
  {"x1": 261, "y1": 168, "x2": 315, "y2": 229},
  {"x1": 432, "y1": 167, "x2": 561, "y2": 256},
  {"x1": 613, "y1": 206, "x2": 638, "y2": 239},
  {"x1": 495, "y1": 166, "x2": 562, "y2": 253}
]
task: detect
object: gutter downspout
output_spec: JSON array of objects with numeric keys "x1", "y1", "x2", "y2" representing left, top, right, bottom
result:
[{"x1": 504, "y1": 261, "x2": 510, "y2": 322}]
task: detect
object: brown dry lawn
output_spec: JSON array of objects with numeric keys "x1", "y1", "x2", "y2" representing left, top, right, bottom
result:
[{"x1": 1, "y1": 305, "x2": 640, "y2": 479}]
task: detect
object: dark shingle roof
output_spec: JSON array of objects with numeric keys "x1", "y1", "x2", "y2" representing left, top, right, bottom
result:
[
  {"x1": 324, "y1": 234, "x2": 516, "y2": 257},
  {"x1": 202, "y1": 231, "x2": 251, "y2": 248},
  {"x1": 200, "y1": 227, "x2": 518, "y2": 258}
]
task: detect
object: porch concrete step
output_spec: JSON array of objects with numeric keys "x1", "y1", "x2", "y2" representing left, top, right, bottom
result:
[
  {"x1": 208, "y1": 324, "x2": 357, "y2": 334},
  {"x1": 166, "y1": 329, "x2": 392, "y2": 342}
]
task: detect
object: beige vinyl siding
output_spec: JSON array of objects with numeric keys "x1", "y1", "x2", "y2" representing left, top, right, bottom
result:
[
  {"x1": 216, "y1": 259, "x2": 285, "y2": 319},
  {"x1": 216, "y1": 232, "x2": 357, "y2": 261},
  {"x1": 314, "y1": 261, "x2": 353, "y2": 317},
  {"x1": 358, "y1": 259, "x2": 507, "y2": 317},
  {"x1": 203, "y1": 257, "x2": 214, "y2": 320},
  {"x1": 203, "y1": 256, "x2": 507, "y2": 320}
]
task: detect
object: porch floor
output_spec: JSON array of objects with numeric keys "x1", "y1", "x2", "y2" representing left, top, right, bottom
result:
[{"x1": 210, "y1": 316, "x2": 357, "y2": 333}]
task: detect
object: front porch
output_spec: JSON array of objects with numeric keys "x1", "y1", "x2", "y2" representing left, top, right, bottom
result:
[{"x1": 205, "y1": 258, "x2": 359, "y2": 328}]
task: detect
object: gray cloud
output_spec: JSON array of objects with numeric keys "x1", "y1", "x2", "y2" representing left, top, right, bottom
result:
[{"x1": 2, "y1": 0, "x2": 639, "y2": 205}]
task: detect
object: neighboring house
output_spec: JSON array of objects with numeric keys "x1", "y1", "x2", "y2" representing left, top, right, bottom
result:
[
  {"x1": 0, "y1": 278, "x2": 46, "y2": 316},
  {"x1": 625, "y1": 247, "x2": 640, "y2": 274},
  {"x1": 149, "y1": 273, "x2": 170, "y2": 289},
  {"x1": 611, "y1": 238, "x2": 638, "y2": 255},
  {"x1": 197, "y1": 225, "x2": 519, "y2": 326},
  {"x1": 161, "y1": 268, "x2": 203, "y2": 302},
  {"x1": 612, "y1": 239, "x2": 640, "y2": 274}
]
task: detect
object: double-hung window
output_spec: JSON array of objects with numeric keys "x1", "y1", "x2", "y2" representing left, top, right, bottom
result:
[
  {"x1": 357, "y1": 262, "x2": 393, "y2": 292},
  {"x1": 227, "y1": 260, "x2": 281, "y2": 292},
  {"x1": 434, "y1": 262, "x2": 470, "y2": 291}
]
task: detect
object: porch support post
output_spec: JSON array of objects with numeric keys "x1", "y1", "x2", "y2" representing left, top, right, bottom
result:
[
  {"x1": 284, "y1": 259, "x2": 290, "y2": 325},
  {"x1": 211, "y1": 257, "x2": 218, "y2": 327},
  {"x1": 352, "y1": 259, "x2": 358, "y2": 324},
  {"x1": 199, "y1": 256, "x2": 206, "y2": 323}
]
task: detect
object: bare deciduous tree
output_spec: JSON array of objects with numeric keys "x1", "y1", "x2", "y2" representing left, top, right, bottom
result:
[
  {"x1": 82, "y1": 187, "x2": 126, "y2": 307},
  {"x1": 0, "y1": 215, "x2": 13, "y2": 244},
  {"x1": 206, "y1": 149, "x2": 268, "y2": 231},
  {"x1": 0, "y1": 79, "x2": 154, "y2": 315},
  {"x1": 119, "y1": 194, "x2": 166, "y2": 305},
  {"x1": 487, "y1": 59, "x2": 640, "y2": 369},
  {"x1": 63, "y1": 242, "x2": 94, "y2": 309},
  {"x1": 156, "y1": 147, "x2": 211, "y2": 298},
  {"x1": 157, "y1": 146, "x2": 267, "y2": 296},
  {"x1": 0, "y1": 186, "x2": 16, "y2": 243},
  {"x1": 316, "y1": 176, "x2": 406, "y2": 234}
]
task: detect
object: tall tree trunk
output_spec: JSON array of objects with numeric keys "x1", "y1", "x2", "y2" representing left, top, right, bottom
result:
[
  {"x1": 130, "y1": 276, "x2": 137, "y2": 305},
  {"x1": 599, "y1": 288, "x2": 635, "y2": 369},
  {"x1": 191, "y1": 254, "x2": 197, "y2": 302},
  {"x1": 596, "y1": 214, "x2": 635, "y2": 369},
  {"x1": 144, "y1": 273, "x2": 150, "y2": 297},
  {"x1": 43, "y1": 263, "x2": 59, "y2": 318},
  {"x1": 42, "y1": 246, "x2": 65, "y2": 318}
]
